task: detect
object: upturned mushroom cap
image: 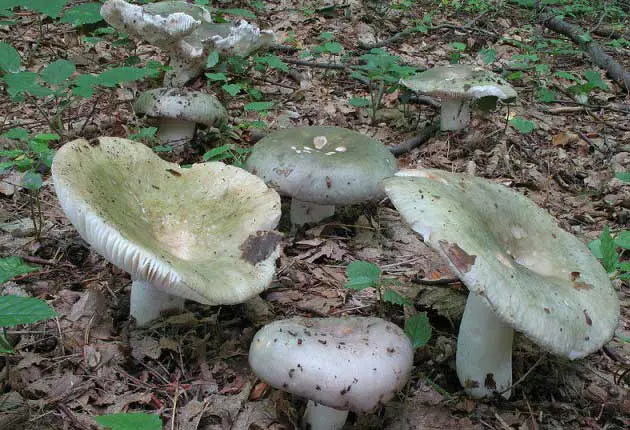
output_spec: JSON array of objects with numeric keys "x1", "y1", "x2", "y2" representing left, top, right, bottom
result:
[
  {"x1": 382, "y1": 169, "x2": 619, "y2": 358},
  {"x1": 249, "y1": 317, "x2": 413, "y2": 412},
  {"x1": 244, "y1": 127, "x2": 397, "y2": 205},
  {"x1": 400, "y1": 65, "x2": 517, "y2": 101},
  {"x1": 134, "y1": 88, "x2": 227, "y2": 127},
  {"x1": 52, "y1": 137, "x2": 282, "y2": 305}
]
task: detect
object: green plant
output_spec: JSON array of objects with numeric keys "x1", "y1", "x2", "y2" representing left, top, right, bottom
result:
[
  {"x1": 202, "y1": 144, "x2": 250, "y2": 168},
  {"x1": 509, "y1": 117, "x2": 536, "y2": 134},
  {"x1": 448, "y1": 41, "x2": 467, "y2": 63},
  {"x1": 589, "y1": 226, "x2": 630, "y2": 281},
  {"x1": 344, "y1": 261, "x2": 432, "y2": 347},
  {"x1": 302, "y1": 32, "x2": 344, "y2": 60},
  {"x1": 0, "y1": 257, "x2": 57, "y2": 353},
  {"x1": 349, "y1": 48, "x2": 416, "y2": 123},
  {"x1": 0, "y1": 129, "x2": 59, "y2": 237},
  {"x1": 95, "y1": 412, "x2": 161, "y2": 430}
]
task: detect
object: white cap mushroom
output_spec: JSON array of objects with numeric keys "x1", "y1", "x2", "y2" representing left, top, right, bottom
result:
[
  {"x1": 249, "y1": 316, "x2": 414, "y2": 430},
  {"x1": 244, "y1": 126, "x2": 397, "y2": 226},
  {"x1": 52, "y1": 137, "x2": 282, "y2": 326},
  {"x1": 382, "y1": 169, "x2": 619, "y2": 398},
  {"x1": 134, "y1": 87, "x2": 227, "y2": 146},
  {"x1": 400, "y1": 65, "x2": 517, "y2": 131},
  {"x1": 101, "y1": 0, "x2": 275, "y2": 86}
]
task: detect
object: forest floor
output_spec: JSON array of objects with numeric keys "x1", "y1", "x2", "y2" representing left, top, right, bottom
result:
[{"x1": 0, "y1": 1, "x2": 629, "y2": 429}]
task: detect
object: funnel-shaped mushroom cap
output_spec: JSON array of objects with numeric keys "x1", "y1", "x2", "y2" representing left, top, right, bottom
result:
[
  {"x1": 401, "y1": 65, "x2": 517, "y2": 101},
  {"x1": 134, "y1": 88, "x2": 227, "y2": 127},
  {"x1": 249, "y1": 317, "x2": 413, "y2": 412},
  {"x1": 52, "y1": 137, "x2": 282, "y2": 305},
  {"x1": 383, "y1": 169, "x2": 619, "y2": 358},
  {"x1": 245, "y1": 127, "x2": 397, "y2": 205}
]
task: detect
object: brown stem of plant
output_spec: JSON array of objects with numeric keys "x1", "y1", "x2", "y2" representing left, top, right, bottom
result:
[{"x1": 389, "y1": 122, "x2": 440, "y2": 156}]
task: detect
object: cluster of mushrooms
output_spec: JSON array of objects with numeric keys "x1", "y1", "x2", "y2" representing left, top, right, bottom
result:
[{"x1": 48, "y1": 2, "x2": 620, "y2": 429}]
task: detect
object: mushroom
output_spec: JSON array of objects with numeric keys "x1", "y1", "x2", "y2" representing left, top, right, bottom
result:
[
  {"x1": 249, "y1": 316, "x2": 414, "y2": 430},
  {"x1": 52, "y1": 137, "x2": 282, "y2": 326},
  {"x1": 100, "y1": 0, "x2": 275, "y2": 86},
  {"x1": 244, "y1": 126, "x2": 397, "y2": 226},
  {"x1": 400, "y1": 65, "x2": 517, "y2": 131},
  {"x1": 133, "y1": 87, "x2": 227, "y2": 146},
  {"x1": 382, "y1": 169, "x2": 619, "y2": 398}
]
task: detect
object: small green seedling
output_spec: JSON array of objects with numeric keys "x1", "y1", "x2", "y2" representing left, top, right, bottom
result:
[
  {"x1": 203, "y1": 144, "x2": 250, "y2": 168},
  {"x1": 0, "y1": 256, "x2": 57, "y2": 353},
  {"x1": 344, "y1": 260, "x2": 432, "y2": 347},
  {"x1": 588, "y1": 226, "x2": 630, "y2": 281},
  {"x1": 95, "y1": 412, "x2": 162, "y2": 430}
]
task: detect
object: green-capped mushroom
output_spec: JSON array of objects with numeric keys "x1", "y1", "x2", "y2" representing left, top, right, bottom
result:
[
  {"x1": 52, "y1": 137, "x2": 282, "y2": 326},
  {"x1": 383, "y1": 169, "x2": 619, "y2": 398}
]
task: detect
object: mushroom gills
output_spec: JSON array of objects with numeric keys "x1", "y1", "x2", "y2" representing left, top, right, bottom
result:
[
  {"x1": 456, "y1": 292, "x2": 514, "y2": 398},
  {"x1": 304, "y1": 401, "x2": 349, "y2": 430},
  {"x1": 130, "y1": 279, "x2": 185, "y2": 327},
  {"x1": 290, "y1": 198, "x2": 335, "y2": 226}
]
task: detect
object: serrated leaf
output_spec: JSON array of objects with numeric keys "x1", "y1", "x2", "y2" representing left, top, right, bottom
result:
[
  {"x1": 94, "y1": 412, "x2": 162, "y2": 430},
  {"x1": 554, "y1": 71, "x2": 578, "y2": 81},
  {"x1": 535, "y1": 87, "x2": 555, "y2": 103},
  {"x1": 23, "y1": 0, "x2": 67, "y2": 18},
  {"x1": 0, "y1": 256, "x2": 39, "y2": 284},
  {"x1": 21, "y1": 171, "x2": 43, "y2": 190},
  {"x1": 404, "y1": 313, "x2": 432, "y2": 349},
  {"x1": 382, "y1": 288, "x2": 412, "y2": 306},
  {"x1": 0, "y1": 41, "x2": 20, "y2": 73},
  {"x1": 0, "y1": 295, "x2": 57, "y2": 328},
  {"x1": 244, "y1": 101, "x2": 274, "y2": 112},
  {"x1": 40, "y1": 60, "x2": 76, "y2": 84},
  {"x1": 509, "y1": 117, "x2": 536, "y2": 134},
  {"x1": 479, "y1": 48, "x2": 496, "y2": 65},
  {"x1": 206, "y1": 51, "x2": 220, "y2": 68},
  {"x1": 345, "y1": 260, "x2": 380, "y2": 285},
  {"x1": 2, "y1": 127, "x2": 29, "y2": 140},
  {"x1": 97, "y1": 67, "x2": 152, "y2": 87},
  {"x1": 344, "y1": 276, "x2": 376, "y2": 291},
  {"x1": 449, "y1": 42, "x2": 466, "y2": 52},
  {"x1": 600, "y1": 226, "x2": 617, "y2": 273},
  {"x1": 584, "y1": 69, "x2": 608, "y2": 90}
]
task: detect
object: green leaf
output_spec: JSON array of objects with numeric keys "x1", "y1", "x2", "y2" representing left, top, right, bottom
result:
[
  {"x1": 449, "y1": 42, "x2": 466, "y2": 52},
  {"x1": 599, "y1": 226, "x2": 617, "y2": 273},
  {"x1": 349, "y1": 97, "x2": 370, "y2": 107},
  {"x1": 2, "y1": 127, "x2": 29, "y2": 140},
  {"x1": 244, "y1": 101, "x2": 274, "y2": 112},
  {"x1": 94, "y1": 412, "x2": 162, "y2": 430},
  {"x1": 404, "y1": 313, "x2": 432, "y2": 349},
  {"x1": 616, "y1": 171, "x2": 630, "y2": 183},
  {"x1": 577, "y1": 32, "x2": 592, "y2": 43},
  {"x1": 382, "y1": 288, "x2": 412, "y2": 306},
  {"x1": 0, "y1": 256, "x2": 39, "y2": 284},
  {"x1": 3, "y1": 71, "x2": 40, "y2": 97},
  {"x1": 40, "y1": 60, "x2": 76, "y2": 85},
  {"x1": 614, "y1": 231, "x2": 630, "y2": 250},
  {"x1": 319, "y1": 32, "x2": 335, "y2": 41},
  {"x1": 0, "y1": 295, "x2": 57, "y2": 327},
  {"x1": 205, "y1": 72, "x2": 227, "y2": 81},
  {"x1": 203, "y1": 144, "x2": 232, "y2": 161},
  {"x1": 479, "y1": 48, "x2": 496, "y2": 65},
  {"x1": 588, "y1": 239, "x2": 602, "y2": 259},
  {"x1": 554, "y1": 71, "x2": 578, "y2": 81},
  {"x1": 0, "y1": 332, "x2": 13, "y2": 353},
  {"x1": 535, "y1": 87, "x2": 555, "y2": 103},
  {"x1": 509, "y1": 117, "x2": 536, "y2": 134},
  {"x1": 60, "y1": 3, "x2": 103, "y2": 26},
  {"x1": 345, "y1": 261, "x2": 380, "y2": 286},
  {"x1": 206, "y1": 50, "x2": 220, "y2": 68},
  {"x1": 618, "y1": 262, "x2": 630, "y2": 272},
  {"x1": 152, "y1": 145, "x2": 173, "y2": 153},
  {"x1": 0, "y1": 41, "x2": 21, "y2": 73},
  {"x1": 344, "y1": 276, "x2": 376, "y2": 291},
  {"x1": 584, "y1": 69, "x2": 608, "y2": 90},
  {"x1": 221, "y1": 83, "x2": 243, "y2": 96},
  {"x1": 255, "y1": 54, "x2": 289, "y2": 72},
  {"x1": 97, "y1": 67, "x2": 152, "y2": 87},
  {"x1": 21, "y1": 171, "x2": 43, "y2": 191},
  {"x1": 23, "y1": 0, "x2": 67, "y2": 18}
]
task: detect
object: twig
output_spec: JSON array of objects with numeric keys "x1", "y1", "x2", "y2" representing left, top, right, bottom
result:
[
  {"x1": 542, "y1": 15, "x2": 630, "y2": 90},
  {"x1": 498, "y1": 354, "x2": 546, "y2": 396},
  {"x1": 411, "y1": 275, "x2": 460, "y2": 286},
  {"x1": 19, "y1": 255, "x2": 57, "y2": 266},
  {"x1": 389, "y1": 122, "x2": 440, "y2": 156},
  {"x1": 282, "y1": 58, "x2": 347, "y2": 70}
]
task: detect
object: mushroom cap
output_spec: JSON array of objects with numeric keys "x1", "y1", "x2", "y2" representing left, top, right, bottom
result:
[
  {"x1": 382, "y1": 169, "x2": 619, "y2": 359},
  {"x1": 400, "y1": 65, "x2": 517, "y2": 101},
  {"x1": 52, "y1": 137, "x2": 282, "y2": 305},
  {"x1": 249, "y1": 317, "x2": 413, "y2": 412},
  {"x1": 134, "y1": 88, "x2": 227, "y2": 127},
  {"x1": 244, "y1": 126, "x2": 397, "y2": 205}
]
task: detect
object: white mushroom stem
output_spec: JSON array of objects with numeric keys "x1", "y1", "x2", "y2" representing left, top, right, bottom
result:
[
  {"x1": 439, "y1": 98, "x2": 471, "y2": 131},
  {"x1": 290, "y1": 198, "x2": 335, "y2": 226},
  {"x1": 157, "y1": 118, "x2": 196, "y2": 146},
  {"x1": 130, "y1": 279, "x2": 185, "y2": 327},
  {"x1": 304, "y1": 401, "x2": 349, "y2": 430},
  {"x1": 456, "y1": 293, "x2": 514, "y2": 399}
]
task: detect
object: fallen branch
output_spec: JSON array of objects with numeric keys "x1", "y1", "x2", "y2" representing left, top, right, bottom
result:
[
  {"x1": 542, "y1": 15, "x2": 630, "y2": 90},
  {"x1": 389, "y1": 122, "x2": 440, "y2": 156}
]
